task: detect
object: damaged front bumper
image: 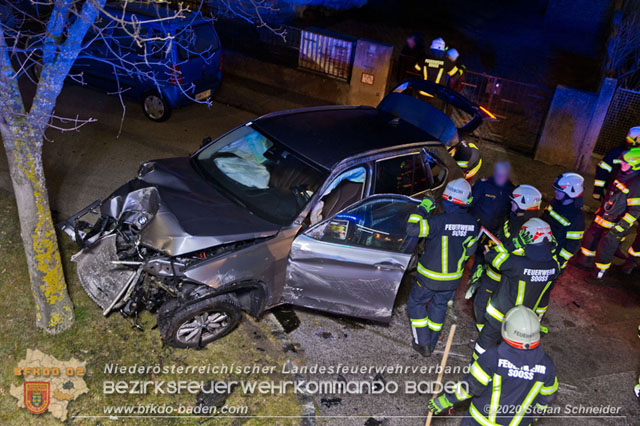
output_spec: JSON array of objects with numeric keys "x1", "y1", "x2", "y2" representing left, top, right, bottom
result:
[
  {"x1": 71, "y1": 234, "x2": 141, "y2": 314},
  {"x1": 58, "y1": 199, "x2": 104, "y2": 247}
]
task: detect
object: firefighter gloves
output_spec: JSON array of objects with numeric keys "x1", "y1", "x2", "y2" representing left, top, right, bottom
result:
[
  {"x1": 428, "y1": 394, "x2": 453, "y2": 415},
  {"x1": 420, "y1": 196, "x2": 437, "y2": 213}
]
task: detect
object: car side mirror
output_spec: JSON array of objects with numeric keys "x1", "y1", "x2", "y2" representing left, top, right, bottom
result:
[{"x1": 201, "y1": 136, "x2": 212, "y2": 148}]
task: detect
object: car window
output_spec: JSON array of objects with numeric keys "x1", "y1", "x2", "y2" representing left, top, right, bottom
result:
[
  {"x1": 176, "y1": 23, "x2": 220, "y2": 61},
  {"x1": 147, "y1": 30, "x2": 169, "y2": 60},
  {"x1": 374, "y1": 153, "x2": 446, "y2": 196},
  {"x1": 306, "y1": 197, "x2": 418, "y2": 254},
  {"x1": 374, "y1": 154, "x2": 428, "y2": 196},
  {"x1": 310, "y1": 166, "x2": 366, "y2": 225},
  {"x1": 112, "y1": 27, "x2": 145, "y2": 56}
]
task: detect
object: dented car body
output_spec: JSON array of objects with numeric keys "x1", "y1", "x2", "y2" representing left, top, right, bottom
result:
[{"x1": 60, "y1": 80, "x2": 484, "y2": 348}]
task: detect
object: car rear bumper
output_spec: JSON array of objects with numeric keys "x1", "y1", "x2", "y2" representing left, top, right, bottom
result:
[{"x1": 165, "y1": 72, "x2": 222, "y2": 108}]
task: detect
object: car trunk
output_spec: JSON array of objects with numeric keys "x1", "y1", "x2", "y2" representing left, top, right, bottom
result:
[{"x1": 173, "y1": 23, "x2": 222, "y2": 100}]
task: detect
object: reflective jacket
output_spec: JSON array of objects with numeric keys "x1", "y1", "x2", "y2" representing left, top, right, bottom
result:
[
  {"x1": 594, "y1": 145, "x2": 625, "y2": 198},
  {"x1": 447, "y1": 342, "x2": 558, "y2": 426},
  {"x1": 594, "y1": 169, "x2": 640, "y2": 233},
  {"x1": 407, "y1": 202, "x2": 479, "y2": 291},
  {"x1": 481, "y1": 210, "x2": 539, "y2": 285},
  {"x1": 414, "y1": 50, "x2": 457, "y2": 86},
  {"x1": 470, "y1": 177, "x2": 516, "y2": 235},
  {"x1": 485, "y1": 243, "x2": 560, "y2": 321},
  {"x1": 540, "y1": 198, "x2": 585, "y2": 268}
]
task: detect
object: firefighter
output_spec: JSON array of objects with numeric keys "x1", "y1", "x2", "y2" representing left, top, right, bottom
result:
[
  {"x1": 576, "y1": 147, "x2": 640, "y2": 281},
  {"x1": 471, "y1": 185, "x2": 542, "y2": 328},
  {"x1": 428, "y1": 306, "x2": 558, "y2": 426},
  {"x1": 407, "y1": 178, "x2": 479, "y2": 357},
  {"x1": 541, "y1": 173, "x2": 586, "y2": 269},
  {"x1": 474, "y1": 218, "x2": 561, "y2": 359},
  {"x1": 593, "y1": 126, "x2": 640, "y2": 200},
  {"x1": 469, "y1": 161, "x2": 514, "y2": 235},
  {"x1": 414, "y1": 37, "x2": 456, "y2": 86},
  {"x1": 593, "y1": 127, "x2": 640, "y2": 269},
  {"x1": 445, "y1": 48, "x2": 465, "y2": 91},
  {"x1": 451, "y1": 140, "x2": 482, "y2": 184}
]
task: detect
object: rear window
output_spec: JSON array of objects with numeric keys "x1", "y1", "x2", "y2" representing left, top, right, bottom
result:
[{"x1": 176, "y1": 24, "x2": 219, "y2": 61}]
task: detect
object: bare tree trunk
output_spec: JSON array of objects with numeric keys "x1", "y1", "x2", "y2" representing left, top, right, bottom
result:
[{"x1": 1, "y1": 122, "x2": 74, "y2": 333}]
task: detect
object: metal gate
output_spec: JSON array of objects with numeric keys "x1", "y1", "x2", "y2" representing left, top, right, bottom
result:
[
  {"x1": 460, "y1": 71, "x2": 554, "y2": 156},
  {"x1": 594, "y1": 87, "x2": 640, "y2": 155}
]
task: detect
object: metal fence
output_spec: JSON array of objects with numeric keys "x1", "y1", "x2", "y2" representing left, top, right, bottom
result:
[
  {"x1": 459, "y1": 71, "x2": 554, "y2": 156},
  {"x1": 594, "y1": 87, "x2": 640, "y2": 155},
  {"x1": 298, "y1": 30, "x2": 355, "y2": 81}
]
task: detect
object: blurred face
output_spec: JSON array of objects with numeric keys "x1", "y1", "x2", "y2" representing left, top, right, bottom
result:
[
  {"x1": 511, "y1": 200, "x2": 518, "y2": 212},
  {"x1": 493, "y1": 164, "x2": 510, "y2": 186},
  {"x1": 621, "y1": 161, "x2": 631, "y2": 172},
  {"x1": 406, "y1": 36, "x2": 416, "y2": 49},
  {"x1": 554, "y1": 190, "x2": 565, "y2": 200}
]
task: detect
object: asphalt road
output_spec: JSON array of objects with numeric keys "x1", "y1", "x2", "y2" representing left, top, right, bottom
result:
[{"x1": 1, "y1": 82, "x2": 639, "y2": 425}]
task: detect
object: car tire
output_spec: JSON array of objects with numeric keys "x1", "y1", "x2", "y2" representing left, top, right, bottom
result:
[
  {"x1": 158, "y1": 294, "x2": 241, "y2": 349},
  {"x1": 142, "y1": 92, "x2": 171, "y2": 122}
]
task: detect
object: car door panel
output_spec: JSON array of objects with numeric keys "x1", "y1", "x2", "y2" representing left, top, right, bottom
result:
[{"x1": 282, "y1": 195, "x2": 418, "y2": 322}]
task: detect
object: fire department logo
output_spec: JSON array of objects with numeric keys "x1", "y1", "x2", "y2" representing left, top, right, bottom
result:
[
  {"x1": 10, "y1": 349, "x2": 88, "y2": 420},
  {"x1": 24, "y1": 382, "x2": 50, "y2": 414}
]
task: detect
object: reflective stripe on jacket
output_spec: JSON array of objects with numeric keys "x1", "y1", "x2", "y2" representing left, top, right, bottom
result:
[
  {"x1": 447, "y1": 342, "x2": 558, "y2": 426},
  {"x1": 407, "y1": 203, "x2": 479, "y2": 291}
]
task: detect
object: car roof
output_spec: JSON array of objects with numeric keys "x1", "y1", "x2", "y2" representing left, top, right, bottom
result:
[{"x1": 252, "y1": 106, "x2": 438, "y2": 170}]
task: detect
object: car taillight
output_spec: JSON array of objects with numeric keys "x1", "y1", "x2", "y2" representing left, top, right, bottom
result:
[
  {"x1": 169, "y1": 64, "x2": 183, "y2": 86},
  {"x1": 219, "y1": 52, "x2": 223, "y2": 71}
]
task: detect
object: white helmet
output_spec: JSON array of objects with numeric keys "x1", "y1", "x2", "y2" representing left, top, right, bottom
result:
[
  {"x1": 553, "y1": 172, "x2": 584, "y2": 198},
  {"x1": 501, "y1": 306, "x2": 540, "y2": 350},
  {"x1": 430, "y1": 37, "x2": 446, "y2": 51},
  {"x1": 627, "y1": 126, "x2": 640, "y2": 146},
  {"x1": 520, "y1": 218, "x2": 553, "y2": 244},
  {"x1": 446, "y1": 48, "x2": 459, "y2": 61},
  {"x1": 442, "y1": 178, "x2": 472, "y2": 205},
  {"x1": 511, "y1": 185, "x2": 542, "y2": 211}
]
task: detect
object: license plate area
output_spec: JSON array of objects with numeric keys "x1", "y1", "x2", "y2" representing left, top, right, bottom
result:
[{"x1": 195, "y1": 89, "x2": 211, "y2": 101}]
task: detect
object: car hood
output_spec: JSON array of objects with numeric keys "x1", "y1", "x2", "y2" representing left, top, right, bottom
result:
[{"x1": 133, "y1": 157, "x2": 280, "y2": 256}]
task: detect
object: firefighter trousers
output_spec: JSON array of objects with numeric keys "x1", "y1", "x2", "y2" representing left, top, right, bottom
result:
[
  {"x1": 473, "y1": 275, "x2": 498, "y2": 326},
  {"x1": 474, "y1": 319, "x2": 502, "y2": 359},
  {"x1": 581, "y1": 222, "x2": 630, "y2": 273},
  {"x1": 407, "y1": 281, "x2": 455, "y2": 348},
  {"x1": 627, "y1": 228, "x2": 640, "y2": 263}
]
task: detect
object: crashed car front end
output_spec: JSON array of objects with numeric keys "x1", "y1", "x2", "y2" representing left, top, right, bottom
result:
[
  {"x1": 59, "y1": 158, "x2": 281, "y2": 325},
  {"x1": 60, "y1": 184, "x2": 175, "y2": 315}
]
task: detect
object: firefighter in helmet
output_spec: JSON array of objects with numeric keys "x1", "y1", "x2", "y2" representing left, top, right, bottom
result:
[
  {"x1": 541, "y1": 173, "x2": 586, "y2": 269},
  {"x1": 471, "y1": 185, "x2": 543, "y2": 329},
  {"x1": 474, "y1": 218, "x2": 561, "y2": 359},
  {"x1": 428, "y1": 306, "x2": 558, "y2": 425},
  {"x1": 576, "y1": 147, "x2": 640, "y2": 281},
  {"x1": 406, "y1": 178, "x2": 479, "y2": 357}
]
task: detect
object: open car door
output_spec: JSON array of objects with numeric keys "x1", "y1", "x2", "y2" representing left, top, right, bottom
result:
[{"x1": 282, "y1": 195, "x2": 419, "y2": 322}]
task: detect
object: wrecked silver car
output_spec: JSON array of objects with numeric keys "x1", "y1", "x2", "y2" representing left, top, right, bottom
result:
[{"x1": 60, "y1": 80, "x2": 486, "y2": 348}]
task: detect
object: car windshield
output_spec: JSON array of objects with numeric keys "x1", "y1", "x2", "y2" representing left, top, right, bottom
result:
[{"x1": 195, "y1": 126, "x2": 327, "y2": 226}]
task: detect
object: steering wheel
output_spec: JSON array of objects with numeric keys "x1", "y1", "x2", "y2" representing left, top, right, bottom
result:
[{"x1": 291, "y1": 185, "x2": 312, "y2": 206}]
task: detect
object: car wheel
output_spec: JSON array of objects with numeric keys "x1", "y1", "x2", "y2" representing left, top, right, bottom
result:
[
  {"x1": 158, "y1": 294, "x2": 241, "y2": 348},
  {"x1": 142, "y1": 92, "x2": 171, "y2": 122}
]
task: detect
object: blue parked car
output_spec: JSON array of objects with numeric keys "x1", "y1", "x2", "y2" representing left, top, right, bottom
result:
[{"x1": 72, "y1": 3, "x2": 222, "y2": 121}]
